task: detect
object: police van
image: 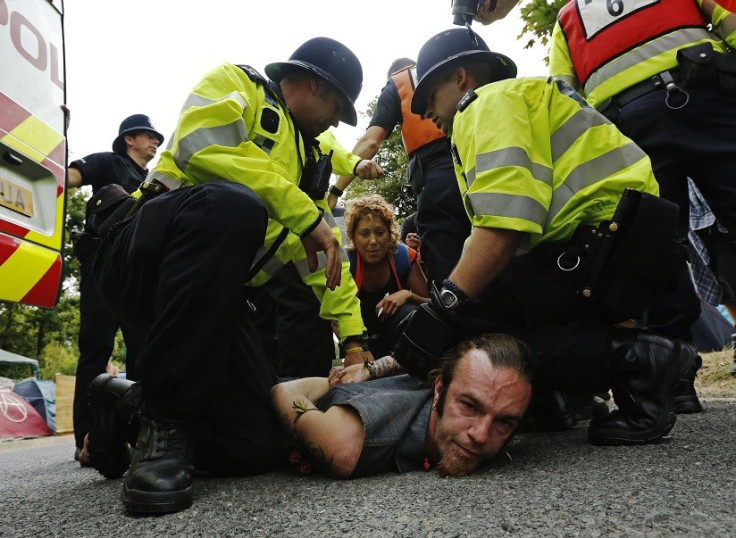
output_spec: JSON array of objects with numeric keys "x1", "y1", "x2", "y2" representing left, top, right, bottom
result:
[{"x1": 0, "y1": 0, "x2": 66, "y2": 308}]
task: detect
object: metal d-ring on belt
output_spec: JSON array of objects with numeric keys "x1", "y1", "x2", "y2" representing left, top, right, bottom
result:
[
  {"x1": 607, "y1": 69, "x2": 690, "y2": 111},
  {"x1": 557, "y1": 251, "x2": 581, "y2": 272}
]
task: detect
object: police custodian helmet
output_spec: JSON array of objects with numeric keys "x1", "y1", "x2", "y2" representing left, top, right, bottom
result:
[
  {"x1": 112, "y1": 114, "x2": 164, "y2": 154},
  {"x1": 411, "y1": 28, "x2": 517, "y2": 116},
  {"x1": 266, "y1": 37, "x2": 363, "y2": 126}
]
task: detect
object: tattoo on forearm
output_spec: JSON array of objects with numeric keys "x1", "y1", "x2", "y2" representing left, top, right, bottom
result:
[
  {"x1": 365, "y1": 356, "x2": 398, "y2": 379},
  {"x1": 292, "y1": 398, "x2": 320, "y2": 428},
  {"x1": 302, "y1": 439, "x2": 337, "y2": 477}
]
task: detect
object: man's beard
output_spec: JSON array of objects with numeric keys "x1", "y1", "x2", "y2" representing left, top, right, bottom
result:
[
  {"x1": 433, "y1": 426, "x2": 483, "y2": 478},
  {"x1": 435, "y1": 446, "x2": 479, "y2": 478}
]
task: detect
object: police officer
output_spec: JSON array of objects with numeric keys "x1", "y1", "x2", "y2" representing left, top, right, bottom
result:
[
  {"x1": 329, "y1": 58, "x2": 470, "y2": 283},
  {"x1": 252, "y1": 129, "x2": 383, "y2": 379},
  {"x1": 395, "y1": 28, "x2": 698, "y2": 448},
  {"x1": 67, "y1": 114, "x2": 163, "y2": 464},
  {"x1": 549, "y1": 0, "x2": 736, "y2": 396},
  {"x1": 90, "y1": 37, "x2": 378, "y2": 515}
]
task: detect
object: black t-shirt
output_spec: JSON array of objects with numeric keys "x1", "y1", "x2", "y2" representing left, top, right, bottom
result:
[
  {"x1": 70, "y1": 152, "x2": 148, "y2": 233},
  {"x1": 369, "y1": 79, "x2": 402, "y2": 132},
  {"x1": 70, "y1": 152, "x2": 147, "y2": 195}
]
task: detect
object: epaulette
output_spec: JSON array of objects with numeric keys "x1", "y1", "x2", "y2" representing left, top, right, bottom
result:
[
  {"x1": 236, "y1": 64, "x2": 269, "y2": 85},
  {"x1": 456, "y1": 90, "x2": 478, "y2": 112},
  {"x1": 236, "y1": 64, "x2": 280, "y2": 109}
]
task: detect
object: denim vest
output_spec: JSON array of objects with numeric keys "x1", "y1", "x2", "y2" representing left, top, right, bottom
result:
[{"x1": 318, "y1": 375, "x2": 432, "y2": 477}]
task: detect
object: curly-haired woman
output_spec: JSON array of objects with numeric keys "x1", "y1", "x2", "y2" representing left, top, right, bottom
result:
[{"x1": 344, "y1": 194, "x2": 429, "y2": 362}]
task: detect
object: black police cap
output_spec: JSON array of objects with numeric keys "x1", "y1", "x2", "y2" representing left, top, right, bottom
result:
[
  {"x1": 265, "y1": 37, "x2": 363, "y2": 126},
  {"x1": 411, "y1": 28, "x2": 517, "y2": 116},
  {"x1": 112, "y1": 114, "x2": 164, "y2": 154}
]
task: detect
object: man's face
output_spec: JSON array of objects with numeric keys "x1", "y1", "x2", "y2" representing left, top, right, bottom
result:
[
  {"x1": 432, "y1": 349, "x2": 531, "y2": 477},
  {"x1": 127, "y1": 131, "x2": 160, "y2": 162},
  {"x1": 294, "y1": 79, "x2": 345, "y2": 138},
  {"x1": 422, "y1": 73, "x2": 465, "y2": 135}
]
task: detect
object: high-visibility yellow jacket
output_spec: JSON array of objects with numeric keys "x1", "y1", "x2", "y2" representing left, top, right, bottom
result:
[
  {"x1": 549, "y1": 0, "x2": 736, "y2": 108},
  {"x1": 450, "y1": 78, "x2": 659, "y2": 254},
  {"x1": 149, "y1": 63, "x2": 365, "y2": 341}
]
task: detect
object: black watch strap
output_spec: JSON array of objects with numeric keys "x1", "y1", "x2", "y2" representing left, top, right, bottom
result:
[{"x1": 441, "y1": 279, "x2": 469, "y2": 304}]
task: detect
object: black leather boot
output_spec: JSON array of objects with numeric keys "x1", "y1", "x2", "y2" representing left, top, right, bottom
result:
[
  {"x1": 122, "y1": 413, "x2": 196, "y2": 515},
  {"x1": 673, "y1": 354, "x2": 704, "y2": 414},
  {"x1": 588, "y1": 330, "x2": 697, "y2": 446},
  {"x1": 87, "y1": 374, "x2": 140, "y2": 479}
]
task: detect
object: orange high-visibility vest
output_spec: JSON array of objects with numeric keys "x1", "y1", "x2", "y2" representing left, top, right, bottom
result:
[{"x1": 391, "y1": 66, "x2": 445, "y2": 156}]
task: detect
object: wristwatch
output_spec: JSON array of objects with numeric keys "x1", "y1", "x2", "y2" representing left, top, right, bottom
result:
[
  {"x1": 439, "y1": 279, "x2": 469, "y2": 311},
  {"x1": 439, "y1": 287, "x2": 462, "y2": 311}
]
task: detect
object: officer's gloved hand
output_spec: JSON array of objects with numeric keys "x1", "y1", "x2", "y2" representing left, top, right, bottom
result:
[{"x1": 392, "y1": 281, "x2": 467, "y2": 380}]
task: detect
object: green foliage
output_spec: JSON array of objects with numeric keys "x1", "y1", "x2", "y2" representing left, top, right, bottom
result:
[
  {"x1": 62, "y1": 187, "x2": 87, "y2": 291},
  {"x1": 518, "y1": 0, "x2": 568, "y2": 63},
  {"x1": 342, "y1": 99, "x2": 417, "y2": 220},
  {"x1": 39, "y1": 341, "x2": 78, "y2": 378}
]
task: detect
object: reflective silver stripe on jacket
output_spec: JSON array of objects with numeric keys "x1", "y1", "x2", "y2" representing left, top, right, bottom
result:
[
  {"x1": 323, "y1": 210, "x2": 339, "y2": 229},
  {"x1": 583, "y1": 27, "x2": 712, "y2": 96},
  {"x1": 294, "y1": 247, "x2": 350, "y2": 278},
  {"x1": 467, "y1": 192, "x2": 548, "y2": 226},
  {"x1": 259, "y1": 249, "x2": 286, "y2": 278},
  {"x1": 146, "y1": 171, "x2": 183, "y2": 191},
  {"x1": 173, "y1": 91, "x2": 249, "y2": 171},
  {"x1": 467, "y1": 136, "x2": 644, "y2": 227},
  {"x1": 466, "y1": 147, "x2": 553, "y2": 189},
  {"x1": 549, "y1": 142, "x2": 645, "y2": 222},
  {"x1": 174, "y1": 121, "x2": 248, "y2": 172},
  {"x1": 550, "y1": 107, "x2": 609, "y2": 163}
]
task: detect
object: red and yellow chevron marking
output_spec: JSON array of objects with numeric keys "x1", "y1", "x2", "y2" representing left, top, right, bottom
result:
[
  {"x1": 0, "y1": 92, "x2": 65, "y2": 308},
  {"x1": 0, "y1": 232, "x2": 61, "y2": 307}
]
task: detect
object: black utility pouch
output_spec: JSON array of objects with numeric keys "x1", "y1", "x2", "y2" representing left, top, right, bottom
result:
[
  {"x1": 87, "y1": 184, "x2": 135, "y2": 237},
  {"x1": 577, "y1": 189, "x2": 680, "y2": 323},
  {"x1": 716, "y1": 52, "x2": 736, "y2": 94},
  {"x1": 677, "y1": 42, "x2": 718, "y2": 87},
  {"x1": 300, "y1": 149, "x2": 333, "y2": 200}
]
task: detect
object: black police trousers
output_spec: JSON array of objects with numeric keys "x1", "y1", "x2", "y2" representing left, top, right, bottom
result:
[
  {"x1": 602, "y1": 80, "x2": 736, "y2": 339},
  {"x1": 72, "y1": 234, "x2": 146, "y2": 449},
  {"x1": 93, "y1": 181, "x2": 284, "y2": 474},
  {"x1": 413, "y1": 149, "x2": 470, "y2": 283},
  {"x1": 465, "y1": 241, "x2": 623, "y2": 393},
  {"x1": 251, "y1": 262, "x2": 336, "y2": 378}
]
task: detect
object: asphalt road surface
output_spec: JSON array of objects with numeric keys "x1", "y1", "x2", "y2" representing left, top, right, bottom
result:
[{"x1": 1, "y1": 399, "x2": 735, "y2": 537}]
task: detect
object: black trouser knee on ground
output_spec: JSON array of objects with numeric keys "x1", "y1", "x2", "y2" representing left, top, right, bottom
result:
[{"x1": 94, "y1": 182, "x2": 283, "y2": 469}]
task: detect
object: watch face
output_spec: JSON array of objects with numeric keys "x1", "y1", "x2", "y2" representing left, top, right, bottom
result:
[{"x1": 440, "y1": 288, "x2": 459, "y2": 310}]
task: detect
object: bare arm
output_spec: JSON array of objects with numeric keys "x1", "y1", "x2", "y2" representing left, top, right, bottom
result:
[
  {"x1": 406, "y1": 260, "x2": 429, "y2": 300},
  {"x1": 376, "y1": 262, "x2": 430, "y2": 317},
  {"x1": 475, "y1": 0, "x2": 519, "y2": 25},
  {"x1": 300, "y1": 218, "x2": 341, "y2": 290},
  {"x1": 271, "y1": 377, "x2": 364, "y2": 478},
  {"x1": 328, "y1": 355, "x2": 400, "y2": 385},
  {"x1": 448, "y1": 227, "x2": 522, "y2": 298},
  {"x1": 328, "y1": 126, "x2": 390, "y2": 210},
  {"x1": 67, "y1": 167, "x2": 82, "y2": 188},
  {"x1": 699, "y1": 0, "x2": 736, "y2": 39}
]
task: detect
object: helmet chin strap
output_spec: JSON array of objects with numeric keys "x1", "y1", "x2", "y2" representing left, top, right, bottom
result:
[{"x1": 465, "y1": 23, "x2": 479, "y2": 47}]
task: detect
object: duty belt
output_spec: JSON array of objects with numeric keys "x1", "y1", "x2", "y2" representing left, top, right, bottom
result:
[{"x1": 601, "y1": 69, "x2": 685, "y2": 111}]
